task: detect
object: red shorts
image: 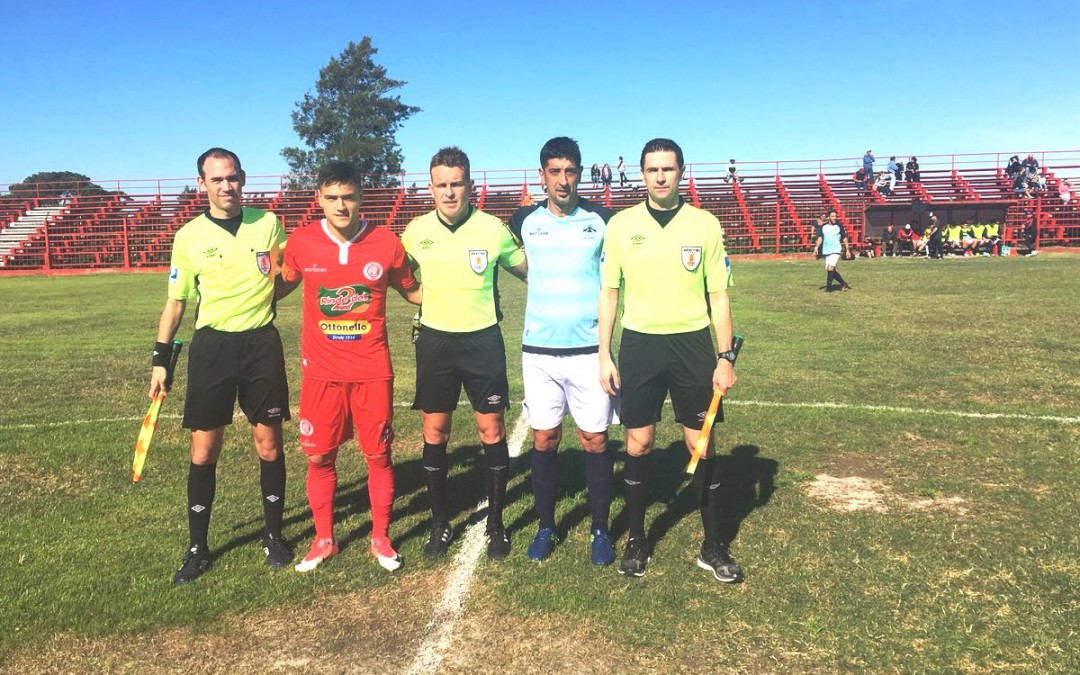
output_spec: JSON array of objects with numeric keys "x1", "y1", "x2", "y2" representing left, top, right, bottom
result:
[{"x1": 297, "y1": 379, "x2": 394, "y2": 455}]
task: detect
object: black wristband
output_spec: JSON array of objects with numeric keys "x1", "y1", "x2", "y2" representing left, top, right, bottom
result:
[{"x1": 152, "y1": 341, "x2": 172, "y2": 368}]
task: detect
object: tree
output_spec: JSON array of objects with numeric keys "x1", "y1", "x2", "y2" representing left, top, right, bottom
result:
[
  {"x1": 8, "y1": 171, "x2": 110, "y2": 201},
  {"x1": 282, "y1": 38, "x2": 421, "y2": 187}
]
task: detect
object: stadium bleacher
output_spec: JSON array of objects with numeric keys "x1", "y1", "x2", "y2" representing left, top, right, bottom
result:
[{"x1": 1, "y1": 150, "x2": 1077, "y2": 271}]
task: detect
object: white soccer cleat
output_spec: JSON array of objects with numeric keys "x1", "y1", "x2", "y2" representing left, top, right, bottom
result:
[{"x1": 371, "y1": 536, "x2": 403, "y2": 571}]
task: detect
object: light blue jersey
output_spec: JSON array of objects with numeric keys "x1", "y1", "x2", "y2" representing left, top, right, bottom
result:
[
  {"x1": 816, "y1": 221, "x2": 848, "y2": 256},
  {"x1": 509, "y1": 198, "x2": 613, "y2": 353}
]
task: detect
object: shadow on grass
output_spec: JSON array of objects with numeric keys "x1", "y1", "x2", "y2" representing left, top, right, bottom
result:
[
  {"x1": 610, "y1": 443, "x2": 778, "y2": 550},
  {"x1": 210, "y1": 441, "x2": 775, "y2": 561}
]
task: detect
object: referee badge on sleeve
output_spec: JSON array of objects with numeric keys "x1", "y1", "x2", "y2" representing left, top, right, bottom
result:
[
  {"x1": 469, "y1": 249, "x2": 489, "y2": 274},
  {"x1": 681, "y1": 246, "x2": 702, "y2": 271}
]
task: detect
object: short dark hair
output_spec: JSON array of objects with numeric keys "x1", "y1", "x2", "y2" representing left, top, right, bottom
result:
[
  {"x1": 640, "y1": 138, "x2": 684, "y2": 170},
  {"x1": 316, "y1": 160, "x2": 361, "y2": 189},
  {"x1": 539, "y1": 137, "x2": 581, "y2": 168},
  {"x1": 828, "y1": 209, "x2": 838, "y2": 217},
  {"x1": 197, "y1": 147, "x2": 242, "y2": 178},
  {"x1": 430, "y1": 146, "x2": 470, "y2": 180}
]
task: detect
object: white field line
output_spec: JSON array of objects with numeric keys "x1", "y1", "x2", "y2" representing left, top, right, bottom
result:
[
  {"x1": 403, "y1": 412, "x2": 529, "y2": 675},
  {"x1": 3, "y1": 399, "x2": 1076, "y2": 432},
  {"x1": 724, "y1": 399, "x2": 1080, "y2": 424}
]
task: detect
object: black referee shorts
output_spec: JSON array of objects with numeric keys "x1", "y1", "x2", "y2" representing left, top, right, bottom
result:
[
  {"x1": 183, "y1": 324, "x2": 290, "y2": 430},
  {"x1": 412, "y1": 324, "x2": 509, "y2": 414},
  {"x1": 618, "y1": 327, "x2": 721, "y2": 429}
]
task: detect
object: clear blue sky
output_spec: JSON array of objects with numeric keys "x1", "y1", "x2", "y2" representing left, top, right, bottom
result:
[{"x1": 2, "y1": 0, "x2": 1078, "y2": 185}]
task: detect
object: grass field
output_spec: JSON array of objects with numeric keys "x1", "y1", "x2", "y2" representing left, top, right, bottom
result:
[{"x1": 1, "y1": 254, "x2": 1078, "y2": 674}]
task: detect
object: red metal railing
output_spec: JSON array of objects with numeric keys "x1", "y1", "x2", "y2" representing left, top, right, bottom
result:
[{"x1": 2, "y1": 150, "x2": 1078, "y2": 272}]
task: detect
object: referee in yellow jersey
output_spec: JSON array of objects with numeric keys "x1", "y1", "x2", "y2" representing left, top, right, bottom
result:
[
  {"x1": 402, "y1": 146, "x2": 528, "y2": 562},
  {"x1": 599, "y1": 138, "x2": 744, "y2": 583},
  {"x1": 149, "y1": 148, "x2": 292, "y2": 584}
]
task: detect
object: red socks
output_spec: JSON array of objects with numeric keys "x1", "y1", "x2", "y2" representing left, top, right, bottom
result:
[
  {"x1": 305, "y1": 461, "x2": 337, "y2": 541},
  {"x1": 365, "y1": 451, "x2": 395, "y2": 540}
]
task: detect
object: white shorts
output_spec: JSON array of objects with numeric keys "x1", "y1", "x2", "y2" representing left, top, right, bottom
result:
[
  {"x1": 824, "y1": 253, "x2": 841, "y2": 268},
  {"x1": 521, "y1": 351, "x2": 616, "y2": 433}
]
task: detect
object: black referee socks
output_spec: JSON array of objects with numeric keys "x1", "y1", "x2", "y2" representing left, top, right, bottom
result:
[
  {"x1": 187, "y1": 462, "x2": 217, "y2": 549},
  {"x1": 422, "y1": 441, "x2": 450, "y2": 524},
  {"x1": 483, "y1": 440, "x2": 510, "y2": 530},
  {"x1": 260, "y1": 454, "x2": 286, "y2": 538},
  {"x1": 623, "y1": 453, "x2": 650, "y2": 540}
]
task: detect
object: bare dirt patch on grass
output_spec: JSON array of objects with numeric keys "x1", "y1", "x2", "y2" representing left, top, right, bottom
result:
[
  {"x1": 805, "y1": 474, "x2": 892, "y2": 513},
  {"x1": 805, "y1": 471, "x2": 967, "y2": 515},
  {"x1": 2, "y1": 570, "x2": 447, "y2": 674},
  {"x1": 3, "y1": 569, "x2": 826, "y2": 675}
]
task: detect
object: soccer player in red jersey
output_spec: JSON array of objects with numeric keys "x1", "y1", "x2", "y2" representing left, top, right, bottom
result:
[{"x1": 279, "y1": 161, "x2": 421, "y2": 572}]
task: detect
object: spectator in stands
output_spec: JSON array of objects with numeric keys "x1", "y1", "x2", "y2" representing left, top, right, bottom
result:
[
  {"x1": 1013, "y1": 171, "x2": 1033, "y2": 199},
  {"x1": 1005, "y1": 155, "x2": 1023, "y2": 180},
  {"x1": 863, "y1": 150, "x2": 875, "y2": 181},
  {"x1": 1022, "y1": 154, "x2": 1040, "y2": 174},
  {"x1": 1026, "y1": 164, "x2": 1046, "y2": 193},
  {"x1": 897, "y1": 223, "x2": 915, "y2": 256},
  {"x1": 591, "y1": 163, "x2": 601, "y2": 186},
  {"x1": 1022, "y1": 210, "x2": 1039, "y2": 256},
  {"x1": 723, "y1": 158, "x2": 742, "y2": 183},
  {"x1": 875, "y1": 171, "x2": 894, "y2": 196},
  {"x1": 881, "y1": 223, "x2": 898, "y2": 256},
  {"x1": 887, "y1": 156, "x2": 902, "y2": 183},
  {"x1": 1059, "y1": 178, "x2": 1073, "y2": 205},
  {"x1": 926, "y1": 215, "x2": 943, "y2": 259},
  {"x1": 617, "y1": 156, "x2": 629, "y2": 187},
  {"x1": 905, "y1": 157, "x2": 921, "y2": 183},
  {"x1": 853, "y1": 168, "x2": 868, "y2": 191},
  {"x1": 601, "y1": 163, "x2": 613, "y2": 187}
]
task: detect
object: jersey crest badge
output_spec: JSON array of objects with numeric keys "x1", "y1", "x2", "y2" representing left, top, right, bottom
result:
[
  {"x1": 469, "y1": 249, "x2": 489, "y2": 274},
  {"x1": 256, "y1": 250, "x2": 272, "y2": 275},
  {"x1": 681, "y1": 246, "x2": 702, "y2": 271},
  {"x1": 364, "y1": 262, "x2": 384, "y2": 281}
]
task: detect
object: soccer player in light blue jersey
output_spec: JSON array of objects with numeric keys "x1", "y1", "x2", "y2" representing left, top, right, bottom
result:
[{"x1": 509, "y1": 137, "x2": 618, "y2": 565}]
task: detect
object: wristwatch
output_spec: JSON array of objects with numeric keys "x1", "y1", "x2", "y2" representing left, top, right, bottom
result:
[{"x1": 717, "y1": 350, "x2": 738, "y2": 364}]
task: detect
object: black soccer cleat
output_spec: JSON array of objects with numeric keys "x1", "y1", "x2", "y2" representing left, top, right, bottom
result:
[
  {"x1": 486, "y1": 526, "x2": 511, "y2": 561},
  {"x1": 173, "y1": 544, "x2": 211, "y2": 585},
  {"x1": 261, "y1": 533, "x2": 294, "y2": 569},
  {"x1": 697, "y1": 541, "x2": 745, "y2": 583},
  {"x1": 618, "y1": 537, "x2": 650, "y2": 577},
  {"x1": 424, "y1": 522, "x2": 455, "y2": 560}
]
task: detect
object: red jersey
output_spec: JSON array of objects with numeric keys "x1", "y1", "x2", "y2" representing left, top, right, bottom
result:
[{"x1": 281, "y1": 220, "x2": 416, "y2": 382}]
